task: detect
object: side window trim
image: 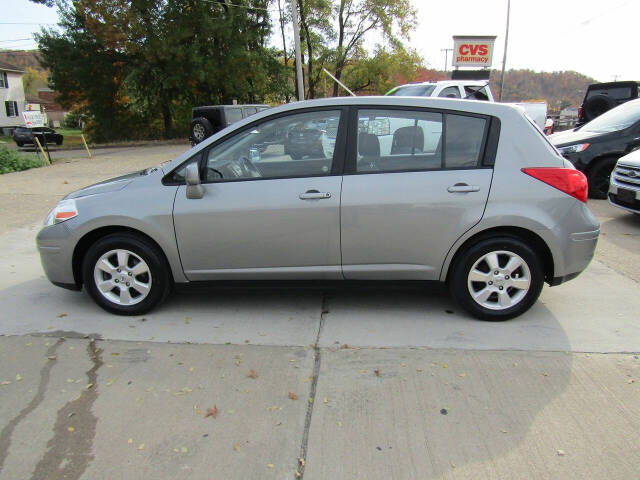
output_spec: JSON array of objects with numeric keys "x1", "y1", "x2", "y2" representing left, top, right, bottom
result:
[
  {"x1": 164, "y1": 106, "x2": 349, "y2": 185},
  {"x1": 344, "y1": 105, "x2": 495, "y2": 175}
]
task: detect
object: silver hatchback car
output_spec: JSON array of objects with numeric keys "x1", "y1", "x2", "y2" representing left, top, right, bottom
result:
[{"x1": 37, "y1": 97, "x2": 600, "y2": 320}]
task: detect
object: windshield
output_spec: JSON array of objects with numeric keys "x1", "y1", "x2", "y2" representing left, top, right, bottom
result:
[
  {"x1": 387, "y1": 85, "x2": 436, "y2": 97},
  {"x1": 581, "y1": 99, "x2": 640, "y2": 133}
]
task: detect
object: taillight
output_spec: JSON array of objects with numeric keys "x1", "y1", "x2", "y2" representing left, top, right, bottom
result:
[
  {"x1": 521, "y1": 167, "x2": 588, "y2": 203},
  {"x1": 577, "y1": 107, "x2": 584, "y2": 122}
]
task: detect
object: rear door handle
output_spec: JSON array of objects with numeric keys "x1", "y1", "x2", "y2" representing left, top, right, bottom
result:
[
  {"x1": 447, "y1": 183, "x2": 480, "y2": 193},
  {"x1": 299, "y1": 189, "x2": 332, "y2": 200}
]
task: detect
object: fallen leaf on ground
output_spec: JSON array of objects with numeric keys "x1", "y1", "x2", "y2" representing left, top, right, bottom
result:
[
  {"x1": 247, "y1": 369, "x2": 258, "y2": 379},
  {"x1": 337, "y1": 421, "x2": 342, "y2": 427},
  {"x1": 58, "y1": 313, "x2": 67, "y2": 318},
  {"x1": 48, "y1": 356, "x2": 57, "y2": 360},
  {"x1": 1, "y1": 381, "x2": 11, "y2": 386},
  {"x1": 267, "y1": 464, "x2": 274, "y2": 468},
  {"x1": 323, "y1": 397, "x2": 328, "y2": 404},
  {"x1": 374, "y1": 369, "x2": 380, "y2": 377},
  {"x1": 86, "y1": 383, "x2": 93, "y2": 389},
  {"x1": 138, "y1": 443, "x2": 145, "y2": 450},
  {"x1": 340, "y1": 344, "x2": 349, "y2": 349},
  {"x1": 16, "y1": 374, "x2": 22, "y2": 381},
  {"x1": 185, "y1": 317, "x2": 191, "y2": 324},
  {"x1": 557, "y1": 449, "x2": 565, "y2": 456},
  {"x1": 128, "y1": 438, "x2": 133, "y2": 444},
  {"x1": 288, "y1": 392, "x2": 298, "y2": 400},
  {"x1": 106, "y1": 378, "x2": 115, "y2": 386},
  {"x1": 233, "y1": 443, "x2": 239, "y2": 451},
  {"x1": 298, "y1": 457, "x2": 305, "y2": 466},
  {"x1": 111, "y1": 353, "x2": 119, "y2": 357},
  {"x1": 308, "y1": 397, "x2": 313, "y2": 404},
  {"x1": 205, "y1": 405, "x2": 219, "y2": 418},
  {"x1": 181, "y1": 446, "x2": 188, "y2": 453},
  {"x1": 67, "y1": 426, "x2": 74, "y2": 432},
  {"x1": 442, "y1": 363, "x2": 448, "y2": 368}
]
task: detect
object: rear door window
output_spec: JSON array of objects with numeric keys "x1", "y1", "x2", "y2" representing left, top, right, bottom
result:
[
  {"x1": 225, "y1": 108, "x2": 243, "y2": 125},
  {"x1": 354, "y1": 109, "x2": 488, "y2": 173}
]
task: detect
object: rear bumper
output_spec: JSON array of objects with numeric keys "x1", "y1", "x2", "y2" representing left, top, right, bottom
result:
[{"x1": 550, "y1": 227, "x2": 599, "y2": 285}]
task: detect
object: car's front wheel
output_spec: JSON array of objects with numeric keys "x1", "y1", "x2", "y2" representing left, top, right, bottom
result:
[
  {"x1": 449, "y1": 237, "x2": 544, "y2": 321},
  {"x1": 82, "y1": 233, "x2": 171, "y2": 315},
  {"x1": 588, "y1": 157, "x2": 617, "y2": 200}
]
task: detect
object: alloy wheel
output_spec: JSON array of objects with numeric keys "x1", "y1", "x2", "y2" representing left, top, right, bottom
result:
[
  {"x1": 467, "y1": 250, "x2": 531, "y2": 311},
  {"x1": 93, "y1": 249, "x2": 152, "y2": 306}
]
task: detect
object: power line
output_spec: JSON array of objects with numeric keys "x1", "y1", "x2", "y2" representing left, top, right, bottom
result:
[
  {"x1": 0, "y1": 38, "x2": 33, "y2": 42},
  {"x1": 0, "y1": 22, "x2": 57, "y2": 25}
]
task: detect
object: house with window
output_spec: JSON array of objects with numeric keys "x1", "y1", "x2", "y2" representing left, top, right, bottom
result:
[{"x1": 0, "y1": 61, "x2": 25, "y2": 134}]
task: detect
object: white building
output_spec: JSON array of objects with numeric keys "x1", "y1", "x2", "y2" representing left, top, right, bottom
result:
[{"x1": 0, "y1": 61, "x2": 25, "y2": 133}]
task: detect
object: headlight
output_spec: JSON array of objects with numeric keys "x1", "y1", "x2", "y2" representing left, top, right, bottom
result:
[
  {"x1": 44, "y1": 199, "x2": 78, "y2": 226},
  {"x1": 557, "y1": 143, "x2": 590, "y2": 155}
]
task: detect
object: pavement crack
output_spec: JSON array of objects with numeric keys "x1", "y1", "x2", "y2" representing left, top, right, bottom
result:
[
  {"x1": 296, "y1": 292, "x2": 329, "y2": 479},
  {"x1": 0, "y1": 338, "x2": 65, "y2": 474},
  {"x1": 29, "y1": 339, "x2": 103, "y2": 480}
]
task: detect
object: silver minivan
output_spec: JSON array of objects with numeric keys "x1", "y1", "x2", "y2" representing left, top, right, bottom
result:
[{"x1": 37, "y1": 97, "x2": 600, "y2": 320}]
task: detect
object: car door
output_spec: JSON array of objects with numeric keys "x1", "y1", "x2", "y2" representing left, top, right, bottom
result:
[
  {"x1": 172, "y1": 108, "x2": 346, "y2": 281},
  {"x1": 340, "y1": 107, "x2": 495, "y2": 280}
]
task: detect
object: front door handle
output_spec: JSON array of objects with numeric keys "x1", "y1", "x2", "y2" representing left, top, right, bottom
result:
[
  {"x1": 447, "y1": 183, "x2": 480, "y2": 193},
  {"x1": 299, "y1": 189, "x2": 331, "y2": 200}
]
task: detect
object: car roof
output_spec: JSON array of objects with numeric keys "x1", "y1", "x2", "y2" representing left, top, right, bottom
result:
[{"x1": 395, "y1": 80, "x2": 489, "y2": 88}]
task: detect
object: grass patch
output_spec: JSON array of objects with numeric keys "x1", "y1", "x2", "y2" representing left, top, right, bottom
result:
[{"x1": 0, "y1": 146, "x2": 46, "y2": 174}]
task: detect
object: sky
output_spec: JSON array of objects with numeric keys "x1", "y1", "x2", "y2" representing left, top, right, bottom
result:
[{"x1": 1, "y1": 0, "x2": 638, "y2": 82}]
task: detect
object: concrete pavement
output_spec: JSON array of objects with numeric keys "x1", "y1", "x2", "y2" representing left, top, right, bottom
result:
[{"x1": 1, "y1": 144, "x2": 639, "y2": 479}]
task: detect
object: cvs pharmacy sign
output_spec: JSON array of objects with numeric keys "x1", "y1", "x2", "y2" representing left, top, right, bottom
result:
[{"x1": 452, "y1": 35, "x2": 496, "y2": 67}]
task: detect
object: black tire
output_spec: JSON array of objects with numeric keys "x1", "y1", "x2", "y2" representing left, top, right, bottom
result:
[
  {"x1": 583, "y1": 95, "x2": 615, "y2": 122},
  {"x1": 16, "y1": 142, "x2": 23, "y2": 147},
  {"x1": 587, "y1": 157, "x2": 617, "y2": 199},
  {"x1": 82, "y1": 233, "x2": 171, "y2": 315},
  {"x1": 190, "y1": 117, "x2": 214, "y2": 144},
  {"x1": 448, "y1": 236, "x2": 545, "y2": 321}
]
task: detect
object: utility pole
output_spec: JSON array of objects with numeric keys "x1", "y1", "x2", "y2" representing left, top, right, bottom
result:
[
  {"x1": 440, "y1": 48, "x2": 453, "y2": 74},
  {"x1": 290, "y1": 0, "x2": 305, "y2": 101},
  {"x1": 498, "y1": 0, "x2": 510, "y2": 101}
]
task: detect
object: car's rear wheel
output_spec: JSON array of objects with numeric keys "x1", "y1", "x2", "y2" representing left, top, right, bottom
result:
[
  {"x1": 82, "y1": 233, "x2": 171, "y2": 315},
  {"x1": 587, "y1": 157, "x2": 617, "y2": 199},
  {"x1": 449, "y1": 237, "x2": 544, "y2": 321},
  {"x1": 16, "y1": 141, "x2": 23, "y2": 147}
]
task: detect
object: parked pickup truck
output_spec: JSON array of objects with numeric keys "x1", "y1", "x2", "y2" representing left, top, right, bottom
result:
[{"x1": 386, "y1": 80, "x2": 547, "y2": 130}]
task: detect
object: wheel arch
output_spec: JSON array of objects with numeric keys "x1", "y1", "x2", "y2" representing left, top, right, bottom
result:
[
  {"x1": 72, "y1": 225, "x2": 174, "y2": 288},
  {"x1": 442, "y1": 226, "x2": 554, "y2": 284}
]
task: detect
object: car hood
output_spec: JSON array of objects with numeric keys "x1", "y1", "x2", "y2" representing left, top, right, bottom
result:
[
  {"x1": 548, "y1": 128, "x2": 605, "y2": 146},
  {"x1": 618, "y1": 148, "x2": 640, "y2": 167},
  {"x1": 64, "y1": 171, "x2": 143, "y2": 199}
]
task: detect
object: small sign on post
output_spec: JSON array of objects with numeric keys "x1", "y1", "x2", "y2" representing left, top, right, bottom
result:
[{"x1": 22, "y1": 111, "x2": 46, "y2": 128}]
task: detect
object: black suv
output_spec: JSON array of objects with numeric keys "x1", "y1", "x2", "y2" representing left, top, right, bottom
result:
[
  {"x1": 578, "y1": 81, "x2": 639, "y2": 124},
  {"x1": 13, "y1": 126, "x2": 64, "y2": 147},
  {"x1": 189, "y1": 104, "x2": 269, "y2": 145},
  {"x1": 550, "y1": 98, "x2": 640, "y2": 199}
]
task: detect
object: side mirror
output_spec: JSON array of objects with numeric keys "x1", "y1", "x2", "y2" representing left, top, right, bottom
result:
[{"x1": 185, "y1": 163, "x2": 204, "y2": 199}]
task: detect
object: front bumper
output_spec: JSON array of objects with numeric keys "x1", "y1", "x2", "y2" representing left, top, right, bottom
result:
[
  {"x1": 608, "y1": 183, "x2": 640, "y2": 214},
  {"x1": 36, "y1": 222, "x2": 78, "y2": 289}
]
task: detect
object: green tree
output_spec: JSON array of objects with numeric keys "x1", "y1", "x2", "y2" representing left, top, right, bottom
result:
[
  {"x1": 34, "y1": 0, "x2": 291, "y2": 140},
  {"x1": 22, "y1": 67, "x2": 48, "y2": 98}
]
